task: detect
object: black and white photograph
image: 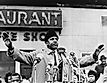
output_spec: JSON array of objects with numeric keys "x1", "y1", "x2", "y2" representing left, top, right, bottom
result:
[{"x1": 0, "y1": 0, "x2": 107, "y2": 83}]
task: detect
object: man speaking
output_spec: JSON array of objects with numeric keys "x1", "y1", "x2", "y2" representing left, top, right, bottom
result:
[{"x1": 2, "y1": 29, "x2": 104, "y2": 83}]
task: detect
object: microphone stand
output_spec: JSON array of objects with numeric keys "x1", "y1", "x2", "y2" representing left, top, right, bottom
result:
[{"x1": 46, "y1": 63, "x2": 53, "y2": 83}]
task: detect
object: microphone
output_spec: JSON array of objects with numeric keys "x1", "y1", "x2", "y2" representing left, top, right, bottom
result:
[
  {"x1": 34, "y1": 57, "x2": 42, "y2": 66},
  {"x1": 57, "y1": 47, "x2": 66, "y2": 54},
  {"x1": 35, "y1": 57, "x2": 41, "y2": 63},
  {"x1": 34, "y1": 54, "x2": 43, "y2": 66},
  {"x1": 46, "y1": 63, "x2": 52, "y2": 72}
]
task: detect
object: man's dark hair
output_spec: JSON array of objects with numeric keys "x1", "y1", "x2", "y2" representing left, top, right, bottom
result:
[
  {"x1": 45, "y1": 29, "x2": 59, "y2": 43},
  {"x1": 4, "y1": 72, "x2": 12, "y2": 83},
  {"x1": 88, "y1": 70, "x2": 97, "y2": 81},
  {"x1": 100, "y1": 55, "x2": 106, "y2": 61}
]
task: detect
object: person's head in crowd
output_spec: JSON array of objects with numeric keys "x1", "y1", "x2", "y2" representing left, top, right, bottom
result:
[
  {"x1": 45, "y1": 29, "x2": 59, "y2": 50},
  {"x1": 11, "y1": 73, "x2": 21, "y2": 83},
  {"x1": 103, "y1": 66, "x2": 107, "y2": 83},
  {"x1": 100, "y1": 55, "x2": 107, "y2": 65},
  {"x1": 4, "y1": 72, "x2": 12, "y2": 83},
  {"x1": 88, "y1": 70, "x2": 97, "y2": 83}
]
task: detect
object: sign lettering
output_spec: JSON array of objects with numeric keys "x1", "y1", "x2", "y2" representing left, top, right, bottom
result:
[
  {"x1": 0, "y1": 10, "x2": 62, "y2": 28},
  {"x1": 0, "y1": 31, "x2": 46, "y2": 41}
]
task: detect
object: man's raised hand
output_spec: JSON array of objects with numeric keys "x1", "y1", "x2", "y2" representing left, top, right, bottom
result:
[
  {"x1": 2, "y1": 32, "x2": 13, "y2": 50},
  {"x1": 96, "y1": 44, "x2": 104, "y2": 55},
  {"x1": 93, "y1": 44, "x2": 104, "y2": 61}
]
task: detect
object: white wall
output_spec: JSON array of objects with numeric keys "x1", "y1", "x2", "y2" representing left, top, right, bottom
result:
[
  {"x1": 60, "y1": 8, "x2": 107, "y2": 57},
  {"x1": 0, "y1": 6, "x2": 107, "y2": 58}
]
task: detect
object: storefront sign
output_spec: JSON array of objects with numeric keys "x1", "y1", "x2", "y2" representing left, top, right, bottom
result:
[
  {"x1": 0, "y1": 31, "x2": 46, "y2": 41},
  {"x1": 0, "y1": 9, "x2": 62, "y2": 28}
]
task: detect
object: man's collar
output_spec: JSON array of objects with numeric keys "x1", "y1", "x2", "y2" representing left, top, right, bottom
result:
[
  {"x1": 45, "y1": 48, "x2": 57, "y2": 55},
  {"x1": 47, "y1": 49, "x2": 53, "y2": 55}
]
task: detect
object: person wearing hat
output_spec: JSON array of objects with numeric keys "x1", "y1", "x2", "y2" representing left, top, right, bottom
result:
[
  {"x1": 100, "y1": 55, "x2": 107, "y2": 65},
  {"x1": 88, "y1": 70, "x2": 97, "y2": 83},
  {"x1": 95, "y1": 55, "x2": 107, "y2": 81},
  {"x1": 2, "y1": 29, "x2": 65, "y2": 83},
  {"x1": 2, "y1": 29, "x2": 104, "y2": 83}
]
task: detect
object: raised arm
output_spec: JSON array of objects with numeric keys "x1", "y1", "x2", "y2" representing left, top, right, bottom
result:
[
  {"x1": 2, "y1": 32, "x2": 43, "y2": 65},
  {"x1": 79, "y1": 44, "x2": 104, "y2": 67}
]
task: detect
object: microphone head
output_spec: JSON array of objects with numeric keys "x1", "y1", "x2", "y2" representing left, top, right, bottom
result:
[
  {"x1": 35, "y1": 53, "x2": 43, "y2": 63},
  {"x1": 57, "y1": 47, "x2": 66, "y2": 54}
]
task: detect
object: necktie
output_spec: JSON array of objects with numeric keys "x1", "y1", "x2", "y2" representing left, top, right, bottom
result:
[{"x1": 53, "y1": 52, "x2": 57, "y2": 66}]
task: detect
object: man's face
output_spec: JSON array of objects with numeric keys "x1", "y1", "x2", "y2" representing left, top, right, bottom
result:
[
  {"x1": 88, "y1": 75, "x2": 95, "y2": 83},
  {"x1": 46, "y1": 36, "x2": 58, "y2": 50},
  {"x1": 11, "y1": 75, "x2": 21, "y2": 83},
  {"x1": 101, "y1": 59, "x2": 106, "y2": 65}
]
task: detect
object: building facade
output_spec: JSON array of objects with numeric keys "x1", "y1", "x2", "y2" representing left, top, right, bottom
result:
[{"x1": 0, "y1": 6, "x2": 107, "y2": 78}]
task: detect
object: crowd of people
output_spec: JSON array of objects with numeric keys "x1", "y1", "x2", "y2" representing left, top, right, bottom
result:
[
  {"x1": 68, "y1": 52, "x2": 107, "y2": 83},
  {"x1": 1, "y1": 29, "x2": 107, "y2": 83},
  {"x1": 0, "y1": 72, "x2": 30, "y2": 83}
]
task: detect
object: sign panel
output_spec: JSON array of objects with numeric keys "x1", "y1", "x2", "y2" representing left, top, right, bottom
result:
[
  {"x1": 0, "y1": 31, "x2": 47, "y2": 41},
  {"x1": 0, "y1": 9, "x2": 62, "y2": 28}
]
